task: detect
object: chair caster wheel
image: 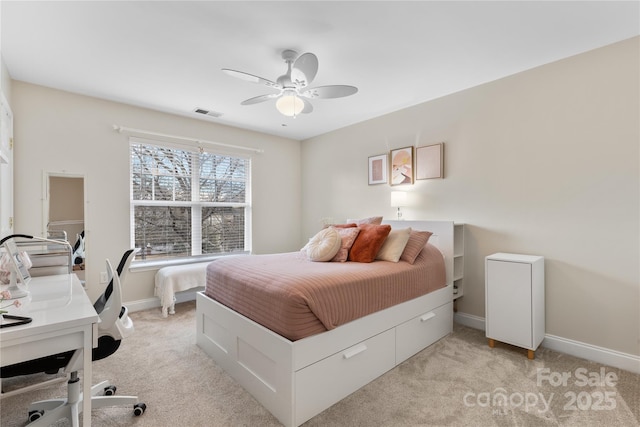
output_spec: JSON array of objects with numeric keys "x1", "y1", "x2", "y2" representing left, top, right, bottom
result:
[
  {"x1": 28, "y1": 410, "x2": 44, "y2": 422},
  {"x1": 133, "y1": 402, "x2": 146, "y2": 416},
  {"x1": 104, "y1": 385, "x2": 117, "y2": 396}
]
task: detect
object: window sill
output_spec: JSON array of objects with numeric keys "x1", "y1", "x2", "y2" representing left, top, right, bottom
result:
[{"x1": 130, "y1": 251, "x2": 249, "y2": 272}]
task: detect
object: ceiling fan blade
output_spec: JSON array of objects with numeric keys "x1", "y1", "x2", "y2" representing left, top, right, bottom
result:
[
  {"x1": 301, "y1": 85, "x2": 358, "y2": 99},
  {"x1": 222, "y1": 68, "x2": 279, "y2": 88},
  {"x1": 240, "y1": 93, "x2": 280, "y2": 105},
  {"x1": 301, "y1": 98, "x2": 313, "y2": 114},
  {"x1": 291, "y1": 53, "x2": 318, "y2": 87}
]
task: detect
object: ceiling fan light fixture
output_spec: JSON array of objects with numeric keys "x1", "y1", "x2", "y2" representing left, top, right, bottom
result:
[
  {"x1": 223, "y1": 50, "x2": 358, "y2": 118},
  {"x1": 276, "y1": 92, "x2": 304, "y2": 117}
]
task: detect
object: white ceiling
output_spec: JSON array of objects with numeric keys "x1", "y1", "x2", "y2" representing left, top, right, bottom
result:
[{"x1": 2, "y1": 1, "x2": 639, "y2": 141}]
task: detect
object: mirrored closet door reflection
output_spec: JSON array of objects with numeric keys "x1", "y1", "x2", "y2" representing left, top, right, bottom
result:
[{"x1": 44, "y1": 173, "x2": 86, "y2": 284}]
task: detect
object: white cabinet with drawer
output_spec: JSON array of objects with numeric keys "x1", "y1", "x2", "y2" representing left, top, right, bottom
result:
[{"x1": 485, "y1": 253, "x2": 544, "y2": 359}]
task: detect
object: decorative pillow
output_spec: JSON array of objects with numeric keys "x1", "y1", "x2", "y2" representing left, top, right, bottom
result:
[
  {"x1": 346, "y1": 216, "x2": 383, "y2": 225},
  {"x1": 304, "y1": 227, "x2": 342, "y2": 262},
  {"x1": 400, "y1": 230, "x2": 433, "y2": 264},
  {"x1": 304, "y1": 223, "x2": 357, "y2": 252},
  {"x1": 348, "y1": 224, "x2": 392, "y2": 263},
  {"x1": 331, "y1": 227, "x2": 361, "y2": 262},
  {"x1": 323, "y1": 223, "x2": 358, "y2": 229},
  {"x1": 376, "y1": 227, "x2": 412, "y2": 262}
]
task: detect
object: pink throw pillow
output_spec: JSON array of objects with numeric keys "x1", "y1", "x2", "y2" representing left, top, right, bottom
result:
[
  {"x1": 346, "y1": 216, "x2": 383, "y2": 225},
  {"x1": 331, "y1": 227, "x2": 361, "y2": 262}
]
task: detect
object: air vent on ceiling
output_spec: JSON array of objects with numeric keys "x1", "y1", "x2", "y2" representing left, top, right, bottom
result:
[{"x1": 193, "y1": 108, "x2": 223, "y2": 118}]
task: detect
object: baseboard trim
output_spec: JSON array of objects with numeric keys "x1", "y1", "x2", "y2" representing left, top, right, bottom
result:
[
  {"x1": 542, "y1": 334, "x2": 640, "y2": 374},
  {"x1": 453, "y1": 312, "x2": 485, "y2": 330},
  {"x1": 454, "y1": 312, "x2": 640, "y2": 374},
  {"x1": 125, "y1": 288, "x2": 202, "y2": 314}
]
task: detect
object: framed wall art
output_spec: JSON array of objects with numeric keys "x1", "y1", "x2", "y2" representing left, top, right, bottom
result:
[
  {"x1": 390, "y1": 146, "x2": 414, "y2": 186},
  {"x1": 416, "y1": 143, "x2": 444, "y2": 180},
  {"x1": 368, "y1": 153, "x2": 388, "y2": 185}
]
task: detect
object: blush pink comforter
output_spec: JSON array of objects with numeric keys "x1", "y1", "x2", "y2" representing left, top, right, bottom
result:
[{"x1": 205, "y1": 243, "x2": 446, "y2": 341}]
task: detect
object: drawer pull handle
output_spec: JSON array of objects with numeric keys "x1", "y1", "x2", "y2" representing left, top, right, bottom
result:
[
  {"x1": 420, "y1": 312, "x2": 436, "y2": 322},
  {"x1": 343, "y1": 344, "x2": 367, "y2": 359}
]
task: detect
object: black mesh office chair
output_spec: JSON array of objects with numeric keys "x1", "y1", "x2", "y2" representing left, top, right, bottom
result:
[{"x1": 0, "y1": 249, "x2": 145, "y2": 425}]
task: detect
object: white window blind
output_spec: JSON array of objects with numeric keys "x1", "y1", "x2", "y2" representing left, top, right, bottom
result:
[{"x1": 130, "y1": 139, "x2": 250, "y2": 261}]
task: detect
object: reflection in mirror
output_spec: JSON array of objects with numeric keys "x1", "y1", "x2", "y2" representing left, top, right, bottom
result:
[{"x1": 46, "y1": 174, "x2": 85, "y2": 284}]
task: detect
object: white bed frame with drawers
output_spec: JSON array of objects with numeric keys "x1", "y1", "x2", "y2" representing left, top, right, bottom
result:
[{"x1": 196, "y1": 220, "x2": 454, "y2": 427}]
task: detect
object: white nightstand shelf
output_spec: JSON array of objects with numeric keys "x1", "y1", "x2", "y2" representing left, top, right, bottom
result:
[
  {"x1": 485, "y1": 253, "x2": 544, "y2": 359},
  {"x1": 452, "y1": 224, "x2": 464, "y2": 303}
]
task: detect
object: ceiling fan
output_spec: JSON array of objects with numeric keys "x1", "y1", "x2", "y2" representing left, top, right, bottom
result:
[{"x1": 222, "y1": 49, "x2": 358, "y2": 117}]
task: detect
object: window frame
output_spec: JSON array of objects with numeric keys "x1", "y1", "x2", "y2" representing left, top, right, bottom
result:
[{"x1": 129, "y1": 137, "x2": 252, "y2": 267}]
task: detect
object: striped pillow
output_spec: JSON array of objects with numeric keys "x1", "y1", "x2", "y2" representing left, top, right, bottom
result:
[{"x1": 400, "y1": 230, "x2": 433, "y2": 264}]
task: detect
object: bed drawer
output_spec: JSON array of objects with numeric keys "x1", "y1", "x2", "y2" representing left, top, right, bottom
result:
[
  {"x1": 294, "y1": 328, "x2": 395, "y2": 425},
  {"x1": 396, "y1": 301, "x2": 453, "y2": 364}
]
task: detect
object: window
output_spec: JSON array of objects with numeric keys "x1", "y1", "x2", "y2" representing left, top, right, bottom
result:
[{"x1": 130, "y1": 139, "x2": 250, "y2": 261}]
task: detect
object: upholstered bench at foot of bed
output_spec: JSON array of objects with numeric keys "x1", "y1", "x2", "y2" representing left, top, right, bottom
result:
[{"x1": 154, "y1": 262, "x2": 209, "y2": 317}]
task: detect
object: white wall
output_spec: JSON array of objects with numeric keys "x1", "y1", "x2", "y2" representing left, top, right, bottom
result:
[
  {"x1": 11, "y1": 82, "x2": 302, "y2": 303},
  {"x1": 0, "y1": 0, "x2": 11, "y2": 103},
  {"x1": 1, "y1": 36, "x2": 12, "y2": 103},
  {"x1": 301, "y1": 37, "x2": 639, "y2": 357}
]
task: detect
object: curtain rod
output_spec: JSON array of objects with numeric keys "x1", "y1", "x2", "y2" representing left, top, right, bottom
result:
[{"x1": 112, "y1": 125, "x2": 264, "y2": 154}]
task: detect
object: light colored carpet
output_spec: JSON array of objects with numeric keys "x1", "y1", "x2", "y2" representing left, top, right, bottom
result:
[{"x1": 1, "y1": 301, "x2": 638, "y2": 426}]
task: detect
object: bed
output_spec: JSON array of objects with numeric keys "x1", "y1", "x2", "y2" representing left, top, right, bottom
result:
[{"x1": 196, "y1": 220, "x2": 454, "y2": 427}]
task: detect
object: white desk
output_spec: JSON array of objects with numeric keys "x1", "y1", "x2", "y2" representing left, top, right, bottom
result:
[{"x1": 0, "y1": 273, "x2": 99, "y2": 426}]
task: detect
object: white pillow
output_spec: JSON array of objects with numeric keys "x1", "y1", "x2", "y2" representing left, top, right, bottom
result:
[
  {"x1": 376, "y1": 227, "x2": 412, "y2": 262},
  {"x1": 305, "y1": 227, "x2": 342, "y2": 262}
]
